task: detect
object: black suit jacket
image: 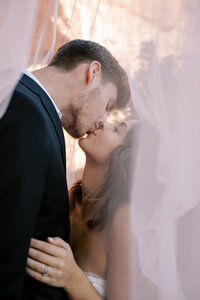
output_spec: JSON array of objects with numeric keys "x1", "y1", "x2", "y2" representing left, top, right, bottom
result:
[{"x1": 0, "y1": 74, "x2": 70, "y2": 300}]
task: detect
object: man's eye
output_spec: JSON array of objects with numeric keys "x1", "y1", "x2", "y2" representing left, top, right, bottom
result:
[
  {"x1": 106, "y1": 102, "x2": 114, "y2": 112},
  {"x1": 106, "y1": 104, "x2": 110, "y2": 111}
]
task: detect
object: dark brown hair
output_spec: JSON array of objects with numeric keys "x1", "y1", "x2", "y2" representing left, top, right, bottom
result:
[
  {"x1": 70, "y1": 124, "x2": 140, "y2": 230},
  {"x1": 49, "y1": 39, "x2": 130, "y2": 109}
]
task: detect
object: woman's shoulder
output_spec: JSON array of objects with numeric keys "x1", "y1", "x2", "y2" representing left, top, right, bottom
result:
[
  {"x1": 111, "y1": 202, "x2": 131, "y2": 225},
  {"x1": 105, "y1": 203, "x2": 132, "y2": 300},
  {"x1": 107, "y1": 203, "x2": 131, "y2": 243}
]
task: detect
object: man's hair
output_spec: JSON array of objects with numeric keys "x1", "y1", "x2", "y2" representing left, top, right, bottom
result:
[{"x1": 49, "y1": 39, "x2": 130, "y2": 108}]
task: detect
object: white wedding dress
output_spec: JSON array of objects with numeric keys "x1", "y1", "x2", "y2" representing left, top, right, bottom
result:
[{"x1": 85, "y1": 272, "x2": 106, "y2": 299}]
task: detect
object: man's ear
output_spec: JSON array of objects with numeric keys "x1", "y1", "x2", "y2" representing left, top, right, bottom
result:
[{"x1": 86, "y1": 61, "x2": 101, "y2": 85}]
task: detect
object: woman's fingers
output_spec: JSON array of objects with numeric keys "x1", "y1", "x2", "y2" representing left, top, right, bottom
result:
[
  {"x1": 27, "y1": 238, "x2": 80, "y2": 290},
  {"x1": 28, "y1": 247, "x2": 58, "y2": 268},
  {"x1": 47, "y1": 237, "x2": 70, "y2": 250},
  {"x1": 27, "y1": 257, "x2": 46, "y2": 274},
  {"x1": 27, "y1": 257, "x2": 61, "y2": 278},
  {"x1": 26, "y1": 266, "x2": 55, "y2": 286},
  {"x1": 31, "y1": 238, "x2": 65, "y2": 257}
]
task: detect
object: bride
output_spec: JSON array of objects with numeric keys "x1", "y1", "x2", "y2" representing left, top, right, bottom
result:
[{"x1": 26, "y1": 120, "x2": 138, "y2": 299}]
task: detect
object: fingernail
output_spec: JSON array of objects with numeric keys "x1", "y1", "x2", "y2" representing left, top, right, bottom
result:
[{"x1": 48, "y1": 237, "x2": 54, "y2": 242}]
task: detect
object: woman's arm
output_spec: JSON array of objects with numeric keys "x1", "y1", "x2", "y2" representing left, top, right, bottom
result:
[
  {"x1": 26, "y1": 237, "x2": 103, "y2": 300},
  {"x1": 106, "y1": 204, "x2": 132, "y2": 300},
  {"x1": 106, "y1": 203, "x2": 157, "y2": 300}
]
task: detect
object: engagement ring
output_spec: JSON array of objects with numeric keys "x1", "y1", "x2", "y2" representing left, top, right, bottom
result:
[{"x1": 43, "y1": 265, "x2": 49, "y2": 277}]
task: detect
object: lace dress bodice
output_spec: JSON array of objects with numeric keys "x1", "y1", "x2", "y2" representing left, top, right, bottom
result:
[{"x1": 85, "y1": 272, "x2": 106, "y2": 299}]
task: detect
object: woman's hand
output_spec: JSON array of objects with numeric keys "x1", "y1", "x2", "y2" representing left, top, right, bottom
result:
[{"x1": 26, "y1": 237, "x2": 82, "y2": 290}]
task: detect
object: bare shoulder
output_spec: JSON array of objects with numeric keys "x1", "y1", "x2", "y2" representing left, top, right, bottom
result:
[
  {"x1": 108, "y1": 203, "x2": 131, "y2": 246},
  {"x1": 109, "y1": 203, "x2": 131, "y2": 232}
]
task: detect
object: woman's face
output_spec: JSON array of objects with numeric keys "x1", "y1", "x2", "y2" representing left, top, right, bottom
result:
[{"x1": 79, "y1": 121, "x2": 133, "y2": 165}]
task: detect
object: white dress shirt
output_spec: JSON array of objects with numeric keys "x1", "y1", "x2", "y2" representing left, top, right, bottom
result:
[{"x1": 23, "y1": 69, "x2": 62, "y2": 119}]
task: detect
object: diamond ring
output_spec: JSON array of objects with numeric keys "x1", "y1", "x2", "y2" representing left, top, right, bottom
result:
[{"x1": 43, "y1": 265, "x2": 49, "y2": 277}]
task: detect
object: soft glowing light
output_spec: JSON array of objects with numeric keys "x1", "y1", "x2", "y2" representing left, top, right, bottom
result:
[{"x1": 29, "y1": 0, "x2": 183, "y2": 179}]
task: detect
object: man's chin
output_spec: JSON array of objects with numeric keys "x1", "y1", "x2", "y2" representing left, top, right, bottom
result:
[{"x1": 65, "y1": 127, "x2": 86, "y2": 139}]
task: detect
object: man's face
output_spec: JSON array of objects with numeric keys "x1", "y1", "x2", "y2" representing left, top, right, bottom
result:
[{"x1": 64, "y1": 82, "x2": 117, "y2": 138}]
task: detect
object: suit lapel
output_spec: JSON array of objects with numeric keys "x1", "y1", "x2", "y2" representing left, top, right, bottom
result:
[{"x1": 20, "y1": 74, "x2": 66, "y2": 168}]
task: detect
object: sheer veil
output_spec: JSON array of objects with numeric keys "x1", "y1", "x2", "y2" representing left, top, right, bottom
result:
[
  {"x1": 1, "y1": 1, "x2": 200, "y2": 299},
  {"x1": 0, "y1": 0, "x2": 60, "y2": 118},
  {"x1": 0, "y1": 0, "x2": 38, "y2": 118},
  {"x1": 129, "y1": 1, "x2": 200, "y2": 299}
]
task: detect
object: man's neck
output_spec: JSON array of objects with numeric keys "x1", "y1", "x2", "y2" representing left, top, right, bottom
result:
[{"x1": 32, "y1": 66, "x2": 73, "y2": 113}]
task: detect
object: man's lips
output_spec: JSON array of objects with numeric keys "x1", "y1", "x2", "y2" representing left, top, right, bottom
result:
[
  {"x1": 86, "y1": 130, "x2": 97, "y2": 136},
  {"x1": 86, "y1": 123, "x2": 98, "y2": 134},
  {"x1": 86, "y1": 121, "x2": 104, "y2": 135}
]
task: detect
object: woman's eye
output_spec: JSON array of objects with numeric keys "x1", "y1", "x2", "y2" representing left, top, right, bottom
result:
[{"x1": 114, "y1": 126, "x2": 119, "y2": 133}]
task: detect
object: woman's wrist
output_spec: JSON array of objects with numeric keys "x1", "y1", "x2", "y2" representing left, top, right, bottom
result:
[
  {"x1": 63, "y1": 266, "x2": 102, "y2": 300},
  {"x1": 63, "y1": 264, "x2": 84, "y2": 295}
]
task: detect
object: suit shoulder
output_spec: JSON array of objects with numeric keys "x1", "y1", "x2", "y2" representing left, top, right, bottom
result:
[
  {"x1": 14, "y1": 80, "x2": 43, "y2": 110},
  {"x1": 1, "y1": 81, "x2": 46, "y2": 123},
  {"x1": 0, "y1": 85, "x2": 48, "y2": 134}
]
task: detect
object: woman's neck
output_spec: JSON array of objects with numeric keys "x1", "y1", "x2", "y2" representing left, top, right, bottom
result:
[{"x1": 81, "y1": 158, "x2": 106, "y2": 198}]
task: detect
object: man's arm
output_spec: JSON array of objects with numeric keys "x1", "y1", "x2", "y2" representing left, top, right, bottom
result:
[{"x1": 0, "y1": 91, "x2": 49, "y2": 299}]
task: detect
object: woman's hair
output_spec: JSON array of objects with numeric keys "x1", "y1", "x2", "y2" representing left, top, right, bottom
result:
[{"x1": 70, "y1": 124, "x2": 140, "y2": 230}]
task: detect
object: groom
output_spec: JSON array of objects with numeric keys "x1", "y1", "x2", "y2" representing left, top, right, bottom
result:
[{"x1": 0, "y1": 39, "x2": 130, "y2": 300}]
